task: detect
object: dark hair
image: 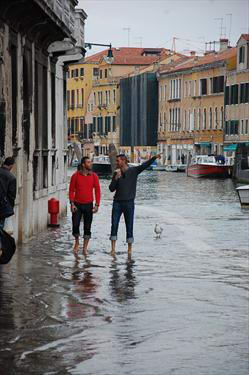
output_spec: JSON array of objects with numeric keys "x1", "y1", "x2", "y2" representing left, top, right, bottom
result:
[
  {"x1": 4, "y1": 157, "x2": 15, "y2": 166},
  {"x1": 117, "y1": 154, "x2": 128, "y2": 162},
  {"x1": 81, "y1": 156, "x2": 90, "y2": 165}
]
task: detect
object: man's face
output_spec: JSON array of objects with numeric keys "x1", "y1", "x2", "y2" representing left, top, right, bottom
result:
[
  {"x1": 82, "y1": 159, "x2": 92, "y2": 171},
  {"x1": 116, "y1": 157, "x2": 126, "y2": 168}
]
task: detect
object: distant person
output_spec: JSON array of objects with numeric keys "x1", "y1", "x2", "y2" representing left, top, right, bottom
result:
[
  {"x1": 181, "y1": 154, "x2": 185, "y2": 164},
  {"x1": 0, "y1": 157, "x2": 16, "y2": 229},
  {"x1": 69, "y1": 157, "x2": 101, "y2": 257},
  {"x1": 109, "y1": 153, "x2": 161, "y2": 256}
]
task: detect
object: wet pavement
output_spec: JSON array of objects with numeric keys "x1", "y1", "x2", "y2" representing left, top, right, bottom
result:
[{"x1": 0, "y1": 172, "x2": 248, "y2": 375}]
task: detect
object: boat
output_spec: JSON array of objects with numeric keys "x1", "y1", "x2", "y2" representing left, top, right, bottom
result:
[
  {"x1": 152, "y1": 165, "x2": 166, "y2": 171},
  {"x1": 165, "y1": 165, "x2": 178, "y2": 172},
  {"x1": 236, "y1": 185, "x2": 249, "y2": 207},
  {"x1": 92, "y1": 155, "x2": 112, "y2": 175},
  {"x1": 186, "y1": 155, "x2": 232, "y2": 178}
]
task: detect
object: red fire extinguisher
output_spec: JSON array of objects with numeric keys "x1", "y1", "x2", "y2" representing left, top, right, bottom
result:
[{"x1": 48, "y1": 198, "x2": 60, "y2": 227}]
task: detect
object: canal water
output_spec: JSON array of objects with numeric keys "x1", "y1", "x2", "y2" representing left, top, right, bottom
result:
[{"x1": 0, "y1": 172, "x2": 248, "y2": 375}]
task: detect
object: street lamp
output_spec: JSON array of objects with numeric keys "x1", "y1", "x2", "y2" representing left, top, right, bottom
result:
[{"x1": 84, "y1": 42, "x2": 114, "y2": 64}]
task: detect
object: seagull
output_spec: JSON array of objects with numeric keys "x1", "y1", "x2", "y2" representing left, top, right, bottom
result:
[{"x1": 154, "y1": 223, "x2": 163, "y2": 238}]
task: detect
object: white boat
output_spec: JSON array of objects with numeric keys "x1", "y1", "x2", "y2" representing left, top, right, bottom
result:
[
  {"x1": 152, "y1": 165, "x2": 166, "y2": 171},
  {"x1": 165, "y1": 165, "x2": 178, "y2": 172},
  {"x1": 236, "y1": 185, "x2": 249, "y2": 207},
  {"x1": 92, "y1": 155, "x2": 112, "y2": 175},
  {"x1": 186, "y1": 155, "x2": 232, "y2": 178}
]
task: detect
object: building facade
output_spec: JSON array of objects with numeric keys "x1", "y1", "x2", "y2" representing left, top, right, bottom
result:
[
  {"x1": 224, "y1": 34, "x2": 249, "y2": 181},
  {"x1": 0, "y1": 0, "x2": 86, "y2": 242},
  {"x1": 157, "y1": 42, "x2": 236, "y2": 165}
]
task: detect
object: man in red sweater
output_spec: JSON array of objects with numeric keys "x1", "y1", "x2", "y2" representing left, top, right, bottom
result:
[{"x1": 69, "y1": 156, "x2": 101, "y2": 257}]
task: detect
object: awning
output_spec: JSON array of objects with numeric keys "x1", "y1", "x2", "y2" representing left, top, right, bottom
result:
[{"x1": 224, "y1": 144, "x2": 237, "y2": 152}]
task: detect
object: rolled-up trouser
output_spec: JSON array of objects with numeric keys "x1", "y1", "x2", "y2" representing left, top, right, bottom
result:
[
  {"x1": 72, "y1": 202, "x2": 93, "y2": 239},
  {"x1": 110, "y1": 199, "x2": 135, "y2": 244}
]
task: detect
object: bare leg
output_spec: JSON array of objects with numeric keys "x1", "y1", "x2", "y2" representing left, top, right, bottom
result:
[
  {"x1": 128, "y1": 243, "x2": 132, "y2": 256},
  {"x1": 111, "y1": 240, "x2": 116, "y2": 256},
  {"x1": 73, "y1": 237, "x2": 79, "y2": 258},
  {"x1": 83, "y1": 238, "x2": 90, "y2": 255}
]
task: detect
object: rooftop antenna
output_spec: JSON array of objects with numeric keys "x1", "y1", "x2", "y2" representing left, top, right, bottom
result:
[
  {"x1": 123, "y1": 27, "x2": 131, "y2": 47},
  {"x1": 214, "y1": 17, "x2": 226, "y2": 38},
  {"x1": 226, "y1": 13, "x2": 232, "y2": 45}
]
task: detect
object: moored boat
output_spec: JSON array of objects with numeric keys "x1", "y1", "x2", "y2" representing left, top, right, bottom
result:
[
  {"x1": 92, "y1": 155, "x2": 112, "y2": 175},
  {"x1": 186, "y1": 155, "x2": 232, "y2": 178},
  {"x1": 236, "y1": 185, "x2": 249, "y2": 207}
]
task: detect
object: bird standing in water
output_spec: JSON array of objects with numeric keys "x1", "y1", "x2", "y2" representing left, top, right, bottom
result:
[{"x1": 154, "y1": 223, "x2": 163, "y2": 238}]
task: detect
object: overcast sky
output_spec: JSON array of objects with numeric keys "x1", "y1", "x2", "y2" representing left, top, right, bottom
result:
[{"x1": 77, "y1": 0, "x2": 248, "y2": 56}]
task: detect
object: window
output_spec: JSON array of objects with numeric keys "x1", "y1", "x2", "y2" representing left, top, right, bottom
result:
[
  {"x1": 105, "y1": 69, "x2": 108, "y2": 78},
  {"x1": 231, "y1": 85, "x2": 239, "y2": 104},
  {"x1": 214, "y1": 108, "x2": 218, "y2": 129},
  {"x1": 94, "y1": 92, "x2": 96, "y2": 105},
  {"x1": 80, "y1": 67, "x2": 84, "y2": 76},
  {"x1": 74, "y1": 69, "x2": 79, "y2": 78},
  {"x1": 245, "y1": 119, "x2": 248, "y2": 134},
  {"x1": 178, "y1": 108, "x2": 181, "y2": 130},
  {"x1": 113, "y1": 89, "x2": 116, "y2": 104},
  {"x1": 81, "y1": 89, "x2": 84, "y2": 107},
  {"x1": 225, "y1": 86, "x2": 230, "y2": 105},
  {"x1": 198, "y1": 108, "x2": 201, "y2": 130},
  {"x1": 209, "y1": 108, "x2": 212, "y2": 129},
  {"x1": 212, "y1": 76, "x2": 224, "y2": 93},
  {"x1": 163, "y1": 112, "x2": 166, "y2": 131},
  {"x1": 170, "y1": 79, "x2": 181, "y2": 99},
  {"x1": 209, "y1": 78, "x2": 213, "y2": 94},
  {"x1": 169, "y1": 110, "x2": 171, "y2": 131},
  {"x1": 71, "y1": 69, "x2": 74, "y2": 78},
  {"x1": 112, "y1": 116, "x2": 116, "y2": 132},
  {"x1": 100, "y1": 70, "x2": 102, "y2": 79},
  {"x1": 193, "y1": 80, "x2": 197, "y2": 96},
  {"x1": 200, "y1": 78, "x2": 207, "y2": 95},
  {"x1": 220, "y1": 107, "x2": 224, "y2": 129},
  {"x1": 184, "y1": 110, "x2": 187, "y2": 130},
  {"x1": 203, "y1": 108, "x2": 207, "y2": 129},
  {"x1": 71, "y1": 90, "x2": 75, "y2": 108},
  {"x1": 67, "y1": 90, "x2": 70, "y2": 109},
  {"x1": 241, "y1": 119, "x2": 244, "y2": 135},
  {"x1": 184, "y1": 81, "x2": 187, "y2": 97},
  {"x1": 164, "y1": 85, "x2": 167, "y2": 100},
  {"x1": 188, "y1": 81, "x2": 191, "y2": 96},
  {"x1": 239, "y1": 46, "x2": 245, "y2": 63},
  {"x1": 93, "y1": 68, "x2": 99, "y2": 77},
  {"x1": 240, "y1": 83, "x2": 249, "y2": 103}
]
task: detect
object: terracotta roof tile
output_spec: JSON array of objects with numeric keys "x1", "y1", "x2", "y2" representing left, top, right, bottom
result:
[
  {"x1": 239, "y1": 34, "x2": 249, "y2": 42},
  {"x1": 85, "y1": 47, "x2": 167, "y2": 65},
  {"x1": 159, "y1": 47, "x2": 237, "y2": 75}
]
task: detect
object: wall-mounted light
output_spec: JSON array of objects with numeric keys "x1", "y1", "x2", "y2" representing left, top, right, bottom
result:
[{"x1": 85, "y1": 42, "x2": 114, "y2": 64}]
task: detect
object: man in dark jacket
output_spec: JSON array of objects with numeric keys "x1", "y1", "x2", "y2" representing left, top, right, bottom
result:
[
  {"x1": 109, "y1": 153, "x2": 161, "y2": 256},
  {"x1": 0, "y1": 157, "x2": 16, "y2": 229}
]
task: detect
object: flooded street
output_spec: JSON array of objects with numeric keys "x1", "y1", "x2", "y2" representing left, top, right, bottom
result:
[{"x1": 0, "y1": 172, "x2": 248, "y2": 375}]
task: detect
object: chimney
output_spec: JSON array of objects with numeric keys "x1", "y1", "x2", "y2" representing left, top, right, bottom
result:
[
  {"x1": 190, "y1": 51, "x2": 196, "y2": 56},
  {"x1": 220, "y1": 38, "x2": 229, "y2": 51}
]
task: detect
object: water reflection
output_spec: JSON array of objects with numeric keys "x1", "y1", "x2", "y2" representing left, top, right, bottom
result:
[{"x1": 109, "y1": 256, "x2": 137, "y2": 302}]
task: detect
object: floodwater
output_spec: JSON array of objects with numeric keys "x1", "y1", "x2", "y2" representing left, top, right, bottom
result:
[{"x1": 0, "y1": 172, "x2": 248, "y2": 375}]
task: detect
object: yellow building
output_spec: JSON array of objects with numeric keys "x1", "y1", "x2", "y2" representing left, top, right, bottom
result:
[
  {"x1": 157, "y1": 41, "x2": 237, "y2": 165},
  {"x1": 67, "y1": 48, "x2": 168, "y2": 156},
  {"x1": 67, "y1": 60, "x2": 99, "y2": 141}
]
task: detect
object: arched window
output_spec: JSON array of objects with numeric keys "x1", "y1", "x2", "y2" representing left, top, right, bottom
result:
[
  {"x1": 209, "y1": 107, "x2": 212, "y2": 129},
  {"x1": 203, "y1": 108, "x2": 207, "y2": 129}
]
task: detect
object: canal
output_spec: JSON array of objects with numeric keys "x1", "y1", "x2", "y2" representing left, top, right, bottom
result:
[{"x1": 0, "y1": 172, "x2": 248, "y2": 374}]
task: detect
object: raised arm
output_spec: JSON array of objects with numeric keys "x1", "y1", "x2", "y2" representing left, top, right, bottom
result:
[{"x1": 135, "y1": 154, "x2": 161, "y2": 174}]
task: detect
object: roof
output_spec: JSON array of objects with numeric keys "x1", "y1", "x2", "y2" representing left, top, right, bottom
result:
[
  {"x1": 238, "y1": 34, "x2": 249, "y2": 42},
  {"x1": 159, "y1": 47, "x2": 237, "y2": 75},
  {"x1": 84, "y1": 47, "x2": 168, "y2": 65}
]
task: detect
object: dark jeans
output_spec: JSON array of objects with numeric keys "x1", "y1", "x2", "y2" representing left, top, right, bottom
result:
[
  {"x1": 110, "y1": 199, "x2": 135, "y2": 244},
  {"x1": 0, "y1": 218, "x2": 5, "y2": 230},
  {"x1": 72, "y1": 202, "x2": 93, "y2": 239}
]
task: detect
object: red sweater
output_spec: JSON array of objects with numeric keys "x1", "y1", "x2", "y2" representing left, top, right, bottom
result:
[{"x1": 69, "y1": 171, "x2": 101, "y2": 205}]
